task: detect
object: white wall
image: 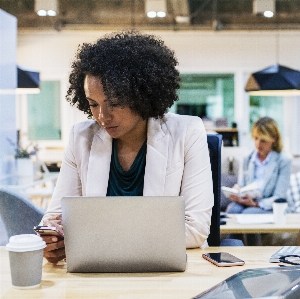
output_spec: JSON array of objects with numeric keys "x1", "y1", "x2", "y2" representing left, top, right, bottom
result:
[
  {"x1": 0, "y1": 10, "x2": 17, "y2": 177},
  {"x1": 17, "y1": 29, "x2": 300, "y2": 153}
]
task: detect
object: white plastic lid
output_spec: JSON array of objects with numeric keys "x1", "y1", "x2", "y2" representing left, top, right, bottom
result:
[{"x1": 6, "y1": 234, "x2": 46, "y2": 252}]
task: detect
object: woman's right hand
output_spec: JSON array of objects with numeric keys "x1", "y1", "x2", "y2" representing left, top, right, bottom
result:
[{"x1": 39, "y1": 214, "x2": 66, "y2": 263}]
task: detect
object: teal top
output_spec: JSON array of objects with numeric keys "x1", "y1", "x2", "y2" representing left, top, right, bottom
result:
[{"x1": 106, "y1": 139, "x2": 147, "y2": 196}]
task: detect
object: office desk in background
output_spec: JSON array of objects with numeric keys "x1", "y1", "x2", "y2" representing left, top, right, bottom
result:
[
  {"x1": 205, "y1": 127, "x2": 238, "y2": 146},
  {"x1": 1, "y1": 246, "x2": 281, "y2": 299},
  {"x1": 221, "y1": 214, "x2": 300, "y2": 246},
  {"x1": 221, "y1": 214, "x2": 300, "y2": 234}
]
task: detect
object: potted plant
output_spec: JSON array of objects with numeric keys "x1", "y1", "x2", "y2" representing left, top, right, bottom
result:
[
  {"x1": 7, "y1": 139, "x2": 38, "y2": 183},
  {"x1": 14, "y1": 147, "x2": 31, "y2": 159}
]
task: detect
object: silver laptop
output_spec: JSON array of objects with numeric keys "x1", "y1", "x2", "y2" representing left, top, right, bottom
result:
[{"x1": 61, "y1": 196, "x2": 186, "y2": 273}]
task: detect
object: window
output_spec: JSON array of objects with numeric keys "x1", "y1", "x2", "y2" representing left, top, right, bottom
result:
[
  {"x1": 249, "y1": 96, "x2": 283, "y2": 133},
  {"x1": 27, "y1": 81, "x2": 61, "y2": 140},
  {"x1": 174, "y1": 74, "x2": 235, "y2": 127}
]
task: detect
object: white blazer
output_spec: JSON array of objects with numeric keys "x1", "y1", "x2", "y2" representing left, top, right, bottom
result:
[{"x1": 44, "y1": 113, "x2": 214, "y2": 248}]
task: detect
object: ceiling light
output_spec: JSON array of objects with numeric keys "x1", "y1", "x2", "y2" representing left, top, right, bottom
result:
[
  {"x1": 147, "y1": 11, "x2": 157, "y2": 18},
  {"x1": 35, "y1": 0, "x2": 58, "y2": 17},
  {"x1": 37, "y1": 10, "x2": 47, "y2": 16},
  {"x1": 245, "y1": 64, "x2": 300, "y2": 96},
  {"x1": 253, "y1": 0, "x2": 275, "y2": 17},
  {"x1": 47, "y1": 10, "x2": 57, "y2": 17},
  {"x1": 156, "y1": 11, "x2": 166, "y2": 18},
  {"x1": 145, "y1": 0, "x2": 167, "y2": 18},
  {"x1": 264, "y1": 10, "x2": 274, "y2": 18}
]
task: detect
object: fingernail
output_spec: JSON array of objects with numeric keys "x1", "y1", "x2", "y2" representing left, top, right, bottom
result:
[{"x1": 52, "y1": 237, "x2": 57, "y2": 242}]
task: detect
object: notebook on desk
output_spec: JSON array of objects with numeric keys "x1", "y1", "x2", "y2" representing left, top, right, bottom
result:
[
  {"x1": 61, "y1": 196, "x2": 186, "y2": 273},
  {"x1": 235, "y1": 214, "x2": 274, "y2": 224}
]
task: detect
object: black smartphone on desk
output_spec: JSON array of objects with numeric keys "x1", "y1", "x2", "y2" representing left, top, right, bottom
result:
[
  {"x1": 220, "y1": 212, "x2": 228, "y2": 218},
  {"x1": 202, "y1": 252, "x2": 245, "y2": 267}
]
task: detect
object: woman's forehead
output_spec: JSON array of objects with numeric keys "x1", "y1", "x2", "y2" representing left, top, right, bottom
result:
[{"x1": 253, "y1": 132, "x2": 273, "y2": 141}]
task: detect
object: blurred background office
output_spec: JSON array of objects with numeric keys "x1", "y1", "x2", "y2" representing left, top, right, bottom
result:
[{"x1": 2, "y1": 0, "x2": 300, "y2": 168}]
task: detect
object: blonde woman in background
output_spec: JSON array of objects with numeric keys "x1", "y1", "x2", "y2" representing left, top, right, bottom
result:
[{"x1": 226, "y1": 117, "x2": 291, "y2": 214}]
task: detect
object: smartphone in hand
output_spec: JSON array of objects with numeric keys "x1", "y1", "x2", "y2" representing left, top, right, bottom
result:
[
  {"x1": 33, "y1": 226, "x2": 64, "y2": 238},
  {"x1": 202, "y1": 252, "x2": 245, "y2": 267}
]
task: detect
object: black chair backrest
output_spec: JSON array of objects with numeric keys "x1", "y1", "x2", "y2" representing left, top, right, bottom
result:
[
  {"x1": 0, "y1": 189, "x2": 44, "y2": 238},
  {"x1": 206, "y1": 134, "x2": 222, "y2": 246}
]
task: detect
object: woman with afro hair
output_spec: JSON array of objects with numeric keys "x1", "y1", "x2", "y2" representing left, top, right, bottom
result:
[{"x1": 40, "y1": 30, "x2": 214, "y2": 263}]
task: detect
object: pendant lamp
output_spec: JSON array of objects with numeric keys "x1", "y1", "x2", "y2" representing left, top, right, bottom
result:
[
  {"x1": 17, "y1": 66, "x2": 40, "y2": 94},
  {"x1": 245, "y1": 64, "x2": 300, "y2": 96}
]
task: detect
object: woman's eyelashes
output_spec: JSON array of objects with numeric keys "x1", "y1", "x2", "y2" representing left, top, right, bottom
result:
[
  {"x1": 87, "y1": 99, "x2": 118, "y2": 109},
  {"x1": 87, "y1": 99, "x2": 98, "y2": 108},
  {"x1": 89, "y1": 103, "x2": 98, "y2": 108}
]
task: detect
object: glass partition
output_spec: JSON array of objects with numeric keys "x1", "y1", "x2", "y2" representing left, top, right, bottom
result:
[
  {"x1": 27, "y1": 81, "x2": 61, "y2": 140},
  {"x1": 249, "y1": 96, "x2": 283, "y2": 133},
  {"x1": 175, "y1": 74, "x2": 235, "y2": 128}
]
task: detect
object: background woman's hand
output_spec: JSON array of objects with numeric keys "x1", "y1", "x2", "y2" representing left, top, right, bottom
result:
[
  {"x1": 229, "y1": 194, "x2": 257, "y2": 207},
  {"x1": 229, "y1": 184, "x2": 242, "y2": 203},
  {"x1": 39, "y1": 214, "x2": 66, "y2": 263}
]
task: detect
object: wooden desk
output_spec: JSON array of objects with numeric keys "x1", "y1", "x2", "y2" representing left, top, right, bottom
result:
[
  {"x1": 221, "y1": 214, "x2": 300, "y2": 234},
  {"x1": 0, "y1": 246, "x2": 281, "y2": 299},
  {"x1": 205, "y1": 127, "x2": 238, "y2": 146}
]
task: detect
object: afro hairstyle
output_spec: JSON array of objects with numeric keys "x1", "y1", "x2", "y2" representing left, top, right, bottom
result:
[{"x1": 66, "y1": 30, "x2": 181, "y2": 119}]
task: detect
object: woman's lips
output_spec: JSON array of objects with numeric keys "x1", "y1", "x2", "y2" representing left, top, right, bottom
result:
[{"x1": 103, "y1": 125, "x2": 118, "y2": 133}]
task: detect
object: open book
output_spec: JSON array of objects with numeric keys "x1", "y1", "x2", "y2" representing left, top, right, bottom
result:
[{"x1": 221, "y1": 182, "x2": 261, "y2": 199}]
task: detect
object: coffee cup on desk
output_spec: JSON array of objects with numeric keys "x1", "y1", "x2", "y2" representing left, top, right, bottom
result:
[
  {"x1": 272, "y1": 198, "x2": 288, "y2": 225},
  {"x1": 6, "y1": 234, "x2": 46, "y2": 289}
]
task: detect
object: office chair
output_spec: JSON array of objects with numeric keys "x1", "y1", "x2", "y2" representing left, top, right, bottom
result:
[
  {"x1": 206, "y1": 134, "x2": 244, "y2": 246},
  {"x1": 206, "y1": 134, "x2": 222, "y2": 246},
  {"x1": 0, "y1": 189, "x2": 44, "y2": 239}
]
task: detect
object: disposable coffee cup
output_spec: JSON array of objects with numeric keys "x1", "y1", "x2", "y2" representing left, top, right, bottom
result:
[
  {"x1": 272, "y1": 198, "x2": 288, "y2": 225},
  {"x1": 6, "y1": 234, "x2": 46, "y2": 289}
]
